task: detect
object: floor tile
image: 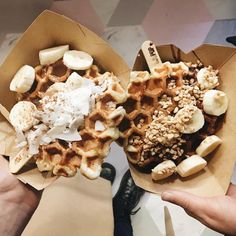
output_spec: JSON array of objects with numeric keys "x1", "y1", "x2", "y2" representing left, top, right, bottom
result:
[
  {"x1": 89, "y1": 0, "x2": 120, "y2": 25},
  {"x1": 204, "y1": 19, "x2": 236, "y2": 46},
  {"x1": 102, "y1": 25, "x2": 148, "y2": 67},
  {"x1": 107, "y1": 0, "x2": 153, "y2": 27},
  {"x1": 203, "y1": 0, "x2": 236, "y2": 20}
]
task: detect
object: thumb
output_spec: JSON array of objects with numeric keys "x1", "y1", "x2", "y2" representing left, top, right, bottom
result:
[{"x1": 161, "y1": 190, "x2": 209, "y2": 219}]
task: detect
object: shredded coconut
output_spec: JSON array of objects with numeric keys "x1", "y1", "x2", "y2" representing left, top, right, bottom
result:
[{"x1": 21, "y1": 75, "x2": 108, "y2": 156}]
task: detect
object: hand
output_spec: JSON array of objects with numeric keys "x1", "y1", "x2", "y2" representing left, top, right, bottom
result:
[
  {"x1": 0, "y1": 155, "x2": 41, "y2": 236},
  {"x1": 162, "y1": 184, "x2": 236, "y2": 236}
]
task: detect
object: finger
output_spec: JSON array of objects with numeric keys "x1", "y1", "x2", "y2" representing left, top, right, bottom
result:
[
  {"x1": 226, "y1": 183, "x2": 236, "y2": 197},
  {"x1": 161, "y1": 190, "x2": 209, "y2": 218},
  {"x1": 162, "y1": 190, "x2": 236, "y2": 235}
]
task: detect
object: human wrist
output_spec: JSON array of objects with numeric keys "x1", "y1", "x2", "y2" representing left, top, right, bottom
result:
[
  {"x1": 0, "y1": 200, "x2": 35, "y2": 236},
  {"x1": 0, "y1": 184, "x2": 39, "y2": 236}
]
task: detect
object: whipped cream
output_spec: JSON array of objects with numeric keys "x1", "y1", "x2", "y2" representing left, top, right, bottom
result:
[
  {"x1": 39, "y1": 87, "x2": 92, "y2": 127},
  {"x1": 20, "y1": 73, "x2": 113, "y2": 156}
]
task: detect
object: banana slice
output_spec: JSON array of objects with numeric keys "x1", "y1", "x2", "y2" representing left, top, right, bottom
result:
[
  {"x1": 66, "y1": 72, "x2": 84, "y2": 88},
  {"x1": 126, "y1": 145, "x2": 138, "y2": 152},
  {"x1": 63, "y1": 50, "x2": 93, "y2": 70},
  {"x1": 10, "y1": 65, "x2": 35, "y2": 93},
  {"x1": 130, "y1": 71, "x2": 150, "y2": 83},
  {"x1": 9, "y1": 101, "x2": 39, "y2": 132},
  {"x1": 176, "y1": 106, "x2": 204, "y2": 134},
  {"x1": 98, "y1": 127, "x2": 119, "y2": 140},
  {"x1": 45, "y1": 82, "x2": 68, "y2": 94},
  {"x1": 203, "y1": 90, "x2": 228, "y2": 116},
  {"x1": 39, "y1": 45, "x2": 69, "y2": 65},
  {"x1": 151, "y1": 160, "x2": 176, "y2": 181},
  {"x1": 9, "y1": 147, "x2": 32, "y2": 174},
  {"x1": 80, "y1": 156, "x2": 102, "y2": 179},
  {"x1": 197, "y1": 66, "x2": 219, "y2": 90},
  {"x1": 108, "y1": 106, "x2": 126, "y2": 119},
  {"x1": 196, "y1": 135, "x2": 222, "y2": 157},
  {"x1": 177, "y1": 155, "x2": 207, "y2": 177}
]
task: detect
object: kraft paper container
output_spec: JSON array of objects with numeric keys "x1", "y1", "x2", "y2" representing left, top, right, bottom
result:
[
  {"x1": 130, "y1": 44, "x2": 236, "y2": 197},
  {"x1": 22, "y1": 172, "x2": 113, "y2": 236},
  {"x1": 0, "y1": 10, "x2": 130, "y2": 190}
]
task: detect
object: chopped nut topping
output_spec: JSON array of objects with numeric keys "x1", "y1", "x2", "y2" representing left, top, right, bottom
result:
[
  {"x1": 125, "y1": 60, "x2": 221, "y2": 168},
  {"x1": 158, "y1": 94, "x2": 173, "y2": 109}
]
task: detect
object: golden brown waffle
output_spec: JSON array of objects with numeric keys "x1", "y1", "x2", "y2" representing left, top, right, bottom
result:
[
  {"x1": 117, "y1": 62, "x2": 222, "y2": 171},
  {"x1": 16, "y1": 60, "x2": 127, "y2": 179}
]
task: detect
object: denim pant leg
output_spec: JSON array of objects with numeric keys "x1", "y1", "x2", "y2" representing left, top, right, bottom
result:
[{"x1": 114, "y1": 216, "x2": 133, "y2": 236}]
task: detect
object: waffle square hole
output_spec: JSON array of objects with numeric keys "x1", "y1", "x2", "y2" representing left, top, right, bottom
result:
[
  {"x1": 134, "y1": 113, "x2": 149, "y2": 128},
  {"x1": 167, "y1": 78, "x2": 177, "y2": 89},
  {"x1": 119, "y1": 117, "x2": 132, "y2": 133},
  {"x1": 128, "y1": 82, "x2": 145, "y2": 95},
  {"x1": 128, "y1": 132, "x2": 142, "y2": 147},
  {"x1": 123, "y1": 97, "x2": 138, "y2": 114},
  {"x1": 45, "y1": 147, "x2": 62, "y2": 155},
  {"x1": 88, "y1": 112, "x2": 106, "y2": 130},
  {"x1": 100, "y1": 94, "x2": 117, "y2": 111},
  {"x1": 65, "y1": 151, "x2": 82, "y2": 166},
  {"x1": 141, "y1": 95, "x2": 154, "y2": 109},
  {"x1": 77, "y1": 132, "x2": 97, "y2": 150},
  {"x1": 51, "y1": 60, "x2": 69, "y2": 77},
  {"x1": 146, "y1": 78, "x2": 163, "y2": 94}
]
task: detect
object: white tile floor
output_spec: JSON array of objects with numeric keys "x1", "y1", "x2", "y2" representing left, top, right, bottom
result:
[{"x1": 0, "y1": 1, "x2": 236, "y2": 235}]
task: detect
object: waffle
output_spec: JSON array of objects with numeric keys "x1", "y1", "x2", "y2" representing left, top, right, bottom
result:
[
  {"x1": 117, "y1": 61, "x2": 222, "y2": 171},
  {"x1": 15, "y1": 61, "x2": 127, "y2": 179}
]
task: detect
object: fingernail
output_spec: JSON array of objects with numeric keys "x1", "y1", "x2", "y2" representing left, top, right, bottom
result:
[{"x1": 161, "y1": 191, "x2": 174, "y2": 201}]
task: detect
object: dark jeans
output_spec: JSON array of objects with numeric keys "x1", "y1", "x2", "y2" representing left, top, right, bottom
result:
[{"x1": 114, "y1": 216, "x2": 133, "y2": 236}]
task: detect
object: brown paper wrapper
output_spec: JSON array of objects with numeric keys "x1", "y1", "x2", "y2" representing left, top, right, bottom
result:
[
  {"x1": 0, "y1": 10, "x2": 130, "y2": 190},
  {"x1": 22, "y1": 173, "x2": 113, "y2": 236},
  {"x1": 130, "y1": 44, "x2": 236, "y2": 197}
]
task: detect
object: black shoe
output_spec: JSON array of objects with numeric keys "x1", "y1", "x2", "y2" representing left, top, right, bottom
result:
[
  {"x1": 113, "y1": 170, "x2": 145, "y2": 219},
  {"x1": 226, "y1": 36, "x2": 236, "y2": 46},
  {"x1": 100, "y1": 162, "x2": 116, "y2": 184}
]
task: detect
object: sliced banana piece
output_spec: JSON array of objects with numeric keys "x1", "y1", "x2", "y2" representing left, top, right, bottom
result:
[
  {"x1": 10, "y1": 65, "x2": 35, "y2": 93},
  {"x1": 9, "y1": 147, "x2": 32, "y2": 174},
  {"x1": 176, "y1": 106, "x2": 204, "y2": 134},
  {"x1": 151, "y1": 160, "x2": 176, "y2": 181},
  {"x1": 39, "y1": 45, "x2": 69, "y2": 65},
  {"x1": 126, "y1": 145, "x2": 138, "y2": 152},
  {"x1": 177, "y1": 155, "x2": 207, "y2": 177},
  {"x1": 196, "y1": 135, "x2": 222, "y2": 157},
  {"x1": 203, "y1": 90, "x2": 228, "y2": 116},
  {"x1": 45, "y1": 82, "x2": 68, "y2": 94},
  {"x1": 66, "y1": 72, "x2": 84, "y2": 88},
  {"x1": 9, "y1": 101, "x2": 39, "y2": 132},
  {"x1": 63, "y1": 50, "x2": 93, "y2": 70},
  {"x1": 130, "y1": 71, "x2": 150, "y2": 83},
  {"x1": 197, "y1": 66, "x2": 219, "y2": 90},
  {"x1": 80, "y1": 156, "x2": 102, "y2": 180},
  {"x1": 108, "y1": 106, "x2": 126, "y2": 119},
  {"x1": 98, "y1": 127, "x2": 119, "y2": 140}
]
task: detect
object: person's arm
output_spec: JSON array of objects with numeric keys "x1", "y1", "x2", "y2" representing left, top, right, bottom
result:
[
  {"x1": 0, "y1": 156, "x2": 41, "y2": 236},
  {"x1": 162, "y1": 184, "x2": 236, "y2": 236}
]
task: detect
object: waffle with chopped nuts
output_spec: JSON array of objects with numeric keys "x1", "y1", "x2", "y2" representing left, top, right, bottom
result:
[
  {"x1": 15, "y1": 61, "x2": 127, "y2": 179},
  {"x1": 117, "y1": 61, "x2": 221, "y2": 171}
]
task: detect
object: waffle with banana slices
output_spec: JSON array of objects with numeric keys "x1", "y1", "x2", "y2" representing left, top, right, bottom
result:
[
  {"x1": 117, "y1": 61, "x2": 227, "y2": 179},
  {"x1": 9, "y1": 45, "x2": 127, "y2": 179}
]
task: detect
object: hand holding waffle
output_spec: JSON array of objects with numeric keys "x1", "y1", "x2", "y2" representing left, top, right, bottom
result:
[
  {"x1": 162, "y1": 184, "x2": 236, "y2": 235},
  {"x1": 0, "y1": 155, "x2": 40, "y2": 236}
]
